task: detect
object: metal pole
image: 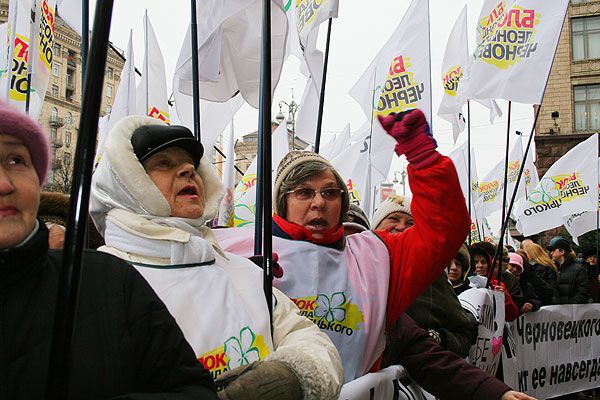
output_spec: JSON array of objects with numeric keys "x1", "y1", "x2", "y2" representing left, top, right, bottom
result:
[
  {"x1": 467, "y1": 100, "x2": 472, "y2": 246},
  {"x1": 144, "y1": 10, "x2": 149, "y2": 116},
  {"x1": 255, "y1": 0, "x2": 273, "y2": 322},
  {"x1": 314, "y1": 18, "x2": 332, "y2": 154},
  {"x1": 81, "y1": 0, "x2": 89, "y2": 82},
  {"x1": 45, "y1": 1, "x2": 114, "y2": 398},
  {"x1": 488, "y1": 104, "x2": 543, "y2": 286},
  {"x1": 190, "y1": 0, "x2": 202, "y2": 141}
]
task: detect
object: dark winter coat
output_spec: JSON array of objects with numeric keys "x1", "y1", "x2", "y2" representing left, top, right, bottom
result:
[
  {"x1": 406, "y1": 273, "x2": 477, "y2": 358},
  {"x1": 500, "y1": 270, "x2": 525, "y2": 309},
  {"x1": 0, "y1": 222, "x2": 218, "y2": 400},
  {"x1": 382, "y1": 314, "x2": 511, "y2": 400},
  {"x1": 517, "y1": 277, "x2": 542, "y2": 312},
  {"x1": 556, "y1": 258, "x2": 590, "y2": 304},
  {"x1": 585, "y1": 262, "x2": 600, "y2": 303},
  {"x1": 523, "y1": 262, "x2": 559, "y2": 305}
]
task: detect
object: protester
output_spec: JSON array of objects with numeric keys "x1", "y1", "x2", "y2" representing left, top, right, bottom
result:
[
  {"x1": 0, "y1": 102, "x2": 218, "y2": 399},
  {"x1": 470, "y1": 242, "x2": 519, "y2": 322},
  {"x1": 343, "y1": 203, "x2": 370, "y2": 235},
  {"x1": 217, "y1": 109, "x2": 471, "y2": 381},
  {"x1": 90, "y1": 116, "x2": 343, "y2": 400},
  {"x1": 547, "y1": 237, "x2": 589, "y2": 304},
  {"x1": 522, "y1": 242, "x2": 559, "y2": 305},
  {"x1": 372, "y1": 195, "x2": 476, "y2": 358},
  {"x1": 447, "y1": 244, "x2": 473, "y2": 296},
  {"x1": 582, "y1": 249, "x2": 599, "y2": 303},
  {"x1": 507, "y1": 253, "x2": 541, "y2": 313}
]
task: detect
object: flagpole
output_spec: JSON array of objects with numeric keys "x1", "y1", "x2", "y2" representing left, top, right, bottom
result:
[
  {"x1": 144, "y1": 10, "x2": 149, "y2": 116},
  {"x1": 25, "y1": 1, "x2": 36, "y2": 114},
  {"x1": 467, "y1": 100, "x2": 472, "y2": 246},
  {"x1": 255, "y1": 0, "x2": 273, "y2": 322},
  {"x1": 46, "y1": 1, "x2": 114, "y2": 398},
  {"x1": 314, "y1": 18, "x2": 333, "y2": 154},
  {"x1": 81, "y1": 0, "x2": 89, "y2": 81},
  {"x1": 488, "y1": 104, "x2": 543, "y2": 286},
  {"x1": 190, "y1": 0, "x2": 202, "y2": 141}
]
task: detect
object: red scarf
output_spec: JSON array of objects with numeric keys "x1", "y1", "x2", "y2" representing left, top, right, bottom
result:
[{"x1": 272, "y1": 214, "x2": 344, "y2": 246}]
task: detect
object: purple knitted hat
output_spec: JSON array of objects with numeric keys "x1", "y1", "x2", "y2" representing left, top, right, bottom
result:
[{"x1": 0, "y1": 101, "x2": 51, "y2": 183}]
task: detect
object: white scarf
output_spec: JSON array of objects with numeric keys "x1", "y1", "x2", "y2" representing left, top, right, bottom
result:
[{"x1": 104, "y1": 208, "x2": 218, "y2": 265}]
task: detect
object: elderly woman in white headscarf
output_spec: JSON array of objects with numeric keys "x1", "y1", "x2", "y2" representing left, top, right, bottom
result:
[{"x1": 90, "y1": 116, "x2": 342, "y2": 400}]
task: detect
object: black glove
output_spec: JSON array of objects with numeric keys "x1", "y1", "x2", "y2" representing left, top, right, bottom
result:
[{"x1": 215, "y1": 361, "x2": 302, "y2": 400}]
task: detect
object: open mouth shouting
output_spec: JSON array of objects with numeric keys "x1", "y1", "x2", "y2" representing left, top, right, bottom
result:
[
  {"x1": 307, "y1": 217, "x2": 329, "y2": 234},
  {"x1": 177, "y1": 185, "x2": 199, "y2": 199}
]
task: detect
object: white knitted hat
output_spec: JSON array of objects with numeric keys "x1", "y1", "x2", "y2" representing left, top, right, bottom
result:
[{"x1": 371, "y1": 195, "x2": 412, "y2": 230}]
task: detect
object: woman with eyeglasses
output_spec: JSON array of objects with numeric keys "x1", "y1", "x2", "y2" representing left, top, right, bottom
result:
[{"x1": 217, "y1": 109, "x2": 472, "y2": 382}]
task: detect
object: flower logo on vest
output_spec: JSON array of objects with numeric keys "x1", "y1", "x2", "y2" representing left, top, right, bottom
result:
[
  {"x1": 224, "y1": 327, "x2": 264, "y2": 369},
  {"x1": 315, "y1": 292, "x2": 347, "y2": 323}
]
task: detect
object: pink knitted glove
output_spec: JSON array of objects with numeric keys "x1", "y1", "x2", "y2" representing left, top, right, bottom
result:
[{"x1": 378, "y1": 109, "x2": 440, "y2": 169}]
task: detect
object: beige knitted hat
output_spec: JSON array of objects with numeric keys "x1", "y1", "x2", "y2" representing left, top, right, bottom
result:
[
  {"x1": 371, "y1": 195, "x2": 412, "y2": 230},
  {"x1": 273, "y1": 150, "x2": 349, "y2": 216}
]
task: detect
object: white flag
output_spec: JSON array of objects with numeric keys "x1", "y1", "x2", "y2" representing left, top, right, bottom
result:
[
  {"x1": 137, "y1": 11, "x2": 170, "y2": 123},
  {"x1": 217, "y1": 121, "x2": 237, "y2": 227},
  {"x1": 107, "y1": 30, "x2": 137, "y2": 133},
  {"x1": 516, "y1": 134, "x2": 599, "y2": 236},
  {"x1": 476, "y1": 136, "x2": 529, "y2": 219},
  {"x1": 233, "y1": 121, "x2": 290, "y2": 227},
  {"x1": 350, "y1": 0, "x2": 432, "y2": 124},
  {"x1": 563, "y1": 159, "x2": 600, "y2": 245},
  {"x1": 321, "y1": 124, "x2": 351, "y2": 161},
  {"x1": 173, "y1": 0, "x2": 289, "y2": 109},
  {"x1": 56, "y1": 0, "x2": 82, "y2": 35},
  {"x1": 458, "y1": 0, "x2": 569, "y2": 105},
  {"x1": 174, "y1": 94, "x2": 245, "y2": 163}
]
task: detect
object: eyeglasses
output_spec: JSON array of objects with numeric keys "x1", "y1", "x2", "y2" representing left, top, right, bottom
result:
[{"x1": 285, "y1": 187, "x2": 344, "y2": 201}]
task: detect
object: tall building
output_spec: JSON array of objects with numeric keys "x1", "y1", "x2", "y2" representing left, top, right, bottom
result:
[
  {"x1": 0, "y1": 0, "x2": 125, "y2": 192},
  {"x1": 535, "y1": 0, "x2": 600, "y2": 177}
]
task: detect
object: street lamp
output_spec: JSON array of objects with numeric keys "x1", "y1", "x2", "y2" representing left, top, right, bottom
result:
[
  {"x1": 277, "y1": 91, "x2": 299, "y2": 149},
  {"x1": 392, "y1": 169, "x2": 408, "y2": 196}
]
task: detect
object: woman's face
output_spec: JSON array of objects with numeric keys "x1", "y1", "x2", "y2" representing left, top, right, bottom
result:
[
  {"x1": 474, "y1": 254, "x2": 489, "y2": 276},
  {"x1": 285, "y1": 169, "x2": 342, "y2": 239},
  {"x1": 447, "y1": 259, "x2": 463, "y2": 283},
  {"x1": 0, "y1": 134, "x2": 40, "y2": 248},
  {"x1": 376, "y1": 211, "x2": 414, "y2": 233},
  {"x1": 143, "y1": 147, "x2": 205, "y2": 219}
]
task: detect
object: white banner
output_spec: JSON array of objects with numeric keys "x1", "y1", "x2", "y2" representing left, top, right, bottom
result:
[
  {"x1": 338, "y1": 365, "x2": 434, "y2": 400},
  {"x1": 458, "y1": 0, "x2": 570, "y2": 105},
  {"x1": 458, "y1": 288, "x2": 505, "y2": 376},
  {"x1": 503, "y1": 305, "x2": 600, "y2": 399},
  {"x1": 217, "y1": 120, "x2": 236, "y2": 227},
  {"x1": 516, "y1": 134, "x2": 599, "y2": 236}
]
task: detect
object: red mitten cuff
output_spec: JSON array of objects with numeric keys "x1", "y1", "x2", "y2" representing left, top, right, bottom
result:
[{"x1": 395, "y1": 134, "x2": 440, "y2": 169}]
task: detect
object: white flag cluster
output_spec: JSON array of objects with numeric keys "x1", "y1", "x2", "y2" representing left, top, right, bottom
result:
[
  {"x1": 217, "y1": 121, "x2": 237, "y2": 227},
  {"x1": 516, "y1": 134, "x2": 599, "y2": 236}
]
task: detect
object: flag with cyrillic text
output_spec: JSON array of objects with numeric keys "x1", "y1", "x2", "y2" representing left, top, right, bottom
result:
[
  {"x1": 516, "y1": 134, "x2": 599, "y2": 236},
  {"x1": 458, "y1": 0, "x2": 569, "y2": 105}
]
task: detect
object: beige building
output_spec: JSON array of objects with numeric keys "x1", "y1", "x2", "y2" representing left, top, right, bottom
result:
[
  {"x1": 0, "y1": 0, "x2": 125, "y2": 192},
  {"x1": 535, "y1": 0, "x2": 600, "y2": 177}
]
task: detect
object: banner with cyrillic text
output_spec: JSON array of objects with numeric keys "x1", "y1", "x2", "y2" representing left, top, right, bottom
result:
[{"x1": 503, "y1": 305, "x2": 600, "y2": 399}]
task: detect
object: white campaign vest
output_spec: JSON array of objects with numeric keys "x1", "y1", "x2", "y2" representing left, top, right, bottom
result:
[
  {"x1": 215, "y1": 228, "x2": 390, "y2": 382},
  {"x1": 132, "y1": 251, "x2": 273, "y2": 380}
]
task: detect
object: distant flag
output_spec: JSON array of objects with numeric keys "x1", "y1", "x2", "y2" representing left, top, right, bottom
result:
[
  {"x1": 458, "y1": 0, "x2": 570, "y2": 105},
  {"x1": 321, "y1": 124, "x2": 351, "y2": 161},
  {"x1": 172, "y1": 0, "x2": 289, "y2": 108},
  {"x1": 217, "y1": 120, "x2": 237, "y2": 227},
  {"x1": 350, "y1": 0, "x2": 432, "y2": 124},
  {"x1": 107, "y1": 30, "x2": 137, "y2": 132},
  {"x1": 516, "y1": 134, "x2": 598, "y2": 236},
  {"x1": 137, "y1": 10, "x2": 170, "y2": 123},
  {"x1": 233, "y1": 121, "x2": 290, "y2": 226}
]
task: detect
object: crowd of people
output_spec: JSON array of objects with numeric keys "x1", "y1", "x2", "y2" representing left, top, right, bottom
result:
[{"x1": 5, "y1": 98, "x2": 596, "y2": 399}]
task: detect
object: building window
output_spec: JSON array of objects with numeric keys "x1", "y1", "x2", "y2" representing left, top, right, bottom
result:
[
  {"x1": 50, "y1": 127, "x2": 57, "y2": 142},
  {"x1": 51, "y1": 84, "x2": 59, "y2": 97},
  {"x1": 571, "y1": 0, "x2": 592, "y2": 3},
  {"x1": 107, "y1": 67, "x2": 113, "y2": 79},
  {"x1": 106, "y1": 84, "x2": 113, "y2": 98},
  {"x1": 52, "y1": 63, "x2": 61, "y2": 77},
  {"x1": 572, "y1": 16, "x2": 600, "y2": 61},
  {"x1": 574, "y1": 84, "x2": 600, "y2": 131},
  {"x1": 65, "y1": 131, "x2": 72, "y2": 147},
  {"x1": 63, "y1": 152, "x2": 72, "y2": 166},
  {"x1": 53, "y1": 43, "x2": 61, "y2": 57},
  {"x1": 51, "y1": 107, "x2": 58, "y2": 120},
  {"x1": 64, "y1": 112, "x2": 73, "y2": 127}
]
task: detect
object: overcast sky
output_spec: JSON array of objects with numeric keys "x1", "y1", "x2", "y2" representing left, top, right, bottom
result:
[{"x1": 95, "y1": 0, "x2": 542, "y2": 230}]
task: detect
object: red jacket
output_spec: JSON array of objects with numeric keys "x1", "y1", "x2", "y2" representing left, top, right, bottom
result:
[{"x1": 374, "y1": 156, "x2": 471, "y2": 326}]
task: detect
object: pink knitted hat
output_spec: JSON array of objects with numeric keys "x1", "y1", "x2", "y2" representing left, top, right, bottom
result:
[{"x1": 0, "y1": 101, "x2": 51, "y2": 183}]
